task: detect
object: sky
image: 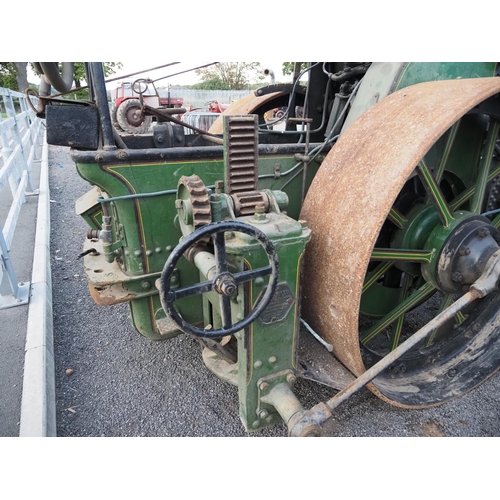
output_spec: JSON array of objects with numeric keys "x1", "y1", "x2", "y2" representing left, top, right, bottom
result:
[
  {"x1": 104, "y1": 61, "x2": 287, "y2": 89},
  {"x1": 25, "y1": 62, "x2": 288, "y2": 91}
]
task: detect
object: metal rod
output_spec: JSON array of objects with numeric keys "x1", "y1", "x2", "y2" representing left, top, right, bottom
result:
[
  {"x1": 89, "y1": 63, "x2": 116, "y2": 151},
  {"x1": 324, "y1": 290, "x2": 477, "y2": 412}
]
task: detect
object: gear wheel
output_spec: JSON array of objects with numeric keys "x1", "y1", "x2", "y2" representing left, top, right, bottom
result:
[{"x1": 176, "y1": 175, "x2": 212, "y2": 236}]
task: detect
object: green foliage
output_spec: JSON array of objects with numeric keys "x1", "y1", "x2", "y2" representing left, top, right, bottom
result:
[
  {"x1": 0, "y1": 62, "x2": 19, "y2": 90},
  {"x1": 195, "y1": 63, "x2": 264, "y2": 90},
  {"x1": 282, "y1": 62, "x2": 307, "y2": 76},
  {"x1": 65, "y1": 62, "x2": 123, "y2": 100},
  {"x1": 190, "y1": 77, "x2": 231, "y2": 91}
]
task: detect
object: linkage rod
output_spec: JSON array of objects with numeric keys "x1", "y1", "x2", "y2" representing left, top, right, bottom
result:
[
  {"x1": 289, "y1": 249, "x2": 500, "y2": 436},
  {"x1": 324, "y1": 290, "x2": 477, "y2": 412}
]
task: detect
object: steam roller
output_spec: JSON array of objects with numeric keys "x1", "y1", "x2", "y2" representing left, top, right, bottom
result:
[{"x1": 36, "y1": 62, "x2": 500, "y2": 436}]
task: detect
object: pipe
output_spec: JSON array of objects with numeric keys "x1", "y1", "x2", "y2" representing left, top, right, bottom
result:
[{"x1": 264, "y1": 68, "x2": 275, "y2": 85}]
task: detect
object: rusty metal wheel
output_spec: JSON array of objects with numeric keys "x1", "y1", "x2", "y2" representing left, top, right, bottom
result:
[{"x1": 301, "y1": 77, "x2": 500, "y2": 408}]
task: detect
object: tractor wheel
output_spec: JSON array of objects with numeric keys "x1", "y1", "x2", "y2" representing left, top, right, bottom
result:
[
  {"x1": 116, "y1": 98, "x2": 152, "y2": 134},
  {"x1": 300, "y1": 77, "x2": 500, "y2": 408},
  {"x1": 110, "y1": 102, "x2": 123, "y2": 131}
]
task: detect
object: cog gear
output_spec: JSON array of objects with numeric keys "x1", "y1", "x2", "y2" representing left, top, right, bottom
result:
[{"x1": 176, "y1": 174, "x2": 212, "y2": 236}]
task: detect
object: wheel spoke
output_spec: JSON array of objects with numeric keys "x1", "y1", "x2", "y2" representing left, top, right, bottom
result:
[
  {"x1": 450, "y1": 163, "x2": 500, "y2": 211},
  {"x1": 360, "y1": 281, "x2": 436, "y2": 344},
  {"x1": 371, "y1": 248, "x2": 433, "y2": 263},
  {"x1": 435, "y1": 120, "x2": 461, "y2": 184},
  {"x1": 170, "y1": 280, "x2": 214, "y2": 300},
  {"x1": 233, "y1": 266, "x2": 272, "y2": 284},
  {"x1": 213, "y1": 232, "x2": 229, "y2": 273},
  {"x1": 388, "y1": 208, "x2": 407, "y2": 229},
  {"x1": 362, "y1": 262, "x2": 394, "y2": 293},
  {"x1": 471, "y1": 119, "x2": 500, "y2": 213},
  {"x1": 388, "y1": 273, "x2": 413, "y2": 351},
  {"x1": 219, "y1": 294, "x2": 233, "y2": 329},
  {"x1": 418, "y1": 159, "x2": 455, "y2": 227}
]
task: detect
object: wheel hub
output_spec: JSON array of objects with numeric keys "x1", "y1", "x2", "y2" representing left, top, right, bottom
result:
[{"x1": 426, "y1": 215, "x2": 500, "y2": 294}]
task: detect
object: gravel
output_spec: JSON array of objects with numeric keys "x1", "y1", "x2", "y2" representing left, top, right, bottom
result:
[{"x1": 49, "y1": 145, "x2": 500, "y2": 437}]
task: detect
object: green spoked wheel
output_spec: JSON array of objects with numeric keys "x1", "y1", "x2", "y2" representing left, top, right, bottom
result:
[{"x1": 301, "y1": 77, "x2": 500, "y2": 408}]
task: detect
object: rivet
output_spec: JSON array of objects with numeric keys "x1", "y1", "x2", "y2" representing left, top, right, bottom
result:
[
  {"x1": 268, "y1": 356, "x2": 277, "y2": 364},
  {"x1": 166, "y1": 246, "x2": 173, "y2": 251},
  {"x1": 141, "y1": 281, "x2": 150, "y2": 290},
  {"x1": 134, "y1": 250, "x2": 142, "y2": 257},
  {"x1": 155, "y1": 247, "x2": 162, "y2": 254},
  {"x1": 146, "y1": 250, "x2": 153, "y2": 256},
  {"x1": 258, "y1": 409, "x2": 269, "y2": 419},
  {"x1": 254, "y1": 360, "x2": 263, "y2": 368}
]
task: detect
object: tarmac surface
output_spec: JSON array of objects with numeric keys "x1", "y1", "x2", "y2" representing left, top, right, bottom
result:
[{"x1": 3, "y1": 143, "x2": 500, "y2": 437}]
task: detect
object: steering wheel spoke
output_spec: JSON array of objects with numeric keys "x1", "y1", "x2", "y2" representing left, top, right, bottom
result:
[{"x1": 159, "y1": 221, "x2": 279, "y2": 338}]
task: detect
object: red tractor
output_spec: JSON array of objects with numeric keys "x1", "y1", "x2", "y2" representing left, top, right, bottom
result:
[{"x1": 111, "y1": 80, "x2": 184, "y2": 134}]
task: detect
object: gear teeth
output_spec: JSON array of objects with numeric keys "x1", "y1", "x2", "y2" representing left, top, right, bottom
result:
[{"x1": 177, "y1": 174, "x2": 212, "y2": 229}]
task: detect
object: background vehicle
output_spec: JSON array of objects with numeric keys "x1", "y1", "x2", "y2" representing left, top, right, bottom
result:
[
  {"x1": 112, "y1": 80, "x2": 184, "y2": 134},
  {"x1": 38, "y1": 62, "x2": 500, "y2": 436}
]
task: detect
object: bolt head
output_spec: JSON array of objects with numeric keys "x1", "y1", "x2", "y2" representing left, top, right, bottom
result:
[
  {"x1": 258, "y1": 409, "x2": 269, "y2": 420},
  {"x1": 259, "y1": 382, "x2": 269, "y2": 391}
]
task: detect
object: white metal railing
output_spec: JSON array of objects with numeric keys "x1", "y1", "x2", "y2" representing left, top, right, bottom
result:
[{"x1": 0, "y1": 87, "x2": 43, "y2": 309}]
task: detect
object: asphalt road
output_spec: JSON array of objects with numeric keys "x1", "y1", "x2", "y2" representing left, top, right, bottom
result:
[{"x1": 49, "y1": 145, "x2": 500, "y2": 437}]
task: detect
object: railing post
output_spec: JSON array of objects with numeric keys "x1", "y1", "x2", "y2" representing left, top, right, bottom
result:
[{"x1": 0, "y1": 228, "x2": 30, "y2": 309}]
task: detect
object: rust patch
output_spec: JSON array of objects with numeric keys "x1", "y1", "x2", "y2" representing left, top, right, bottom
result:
[
  {"x1": 300, "y1": 77, "x2": 500, "y2": 405},
  {"x1": 88, "y1": 281, "x2": 136, "y2": 306}
]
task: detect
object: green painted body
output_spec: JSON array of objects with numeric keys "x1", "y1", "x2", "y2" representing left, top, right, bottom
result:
[
  {"x1": 71, "y1": 61, "x2": 500, "y2": 431},
  {"x1": 75, "y1": 155, "x2": 320, "y2": 340}
]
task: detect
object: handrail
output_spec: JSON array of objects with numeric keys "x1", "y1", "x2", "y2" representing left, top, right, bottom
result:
[{"x1": 0, "y1": 87, "x2": 43, "y2": 309}]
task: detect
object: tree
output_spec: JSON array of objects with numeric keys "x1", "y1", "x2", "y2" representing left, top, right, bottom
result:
[
  {"x1": 0, "y1": 62, "x2": 122, "y2": 95},
  {"x1": 0, "y1": 62, "x2": 28, "y2": 91},
  {"x1": 0, "y1": 63, "x2": 18, "y2": 90},
  {"x1": 282, "y1": 62, "x2": 307, "y2": 78},
  {"x1": 190, "y1": 77, "x2": 231, "y2": 91},
  {"x1": 195, "y1": 63, "x2": 264, "y2": 90},
  {"x1": 67, "y1": 62, "x2": 123, "y2": 99}
]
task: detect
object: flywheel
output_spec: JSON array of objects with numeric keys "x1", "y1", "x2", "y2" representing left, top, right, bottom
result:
[{"x1": 300, "y1": 77, "x2": 500, "y2": 408}]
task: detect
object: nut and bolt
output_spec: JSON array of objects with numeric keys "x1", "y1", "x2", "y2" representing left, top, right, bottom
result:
[
  {"x1": 258, "y1": 409, "x2": 269, "y2": 420},
  {"x1": 478, "y1": 227, "x2": 490, "y2": 238},
  {"x1": 286, "y1": 373, "x2": 296, "y2": 384},
  {"x1": 459, "y1": 246, "x2": 471, "y2": 256},
  {"x1": 254, "y1": 203, "x2": 267, "y2": 221}
]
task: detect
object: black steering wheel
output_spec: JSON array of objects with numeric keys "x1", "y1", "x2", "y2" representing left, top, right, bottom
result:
[{"x1": 159, "y1": 221, "x2": 279, "y2": 338}]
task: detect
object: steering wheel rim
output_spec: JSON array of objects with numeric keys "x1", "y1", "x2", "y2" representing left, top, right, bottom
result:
[{"x1": 159, "y1": 221, "x2": 279, "y2": 338}]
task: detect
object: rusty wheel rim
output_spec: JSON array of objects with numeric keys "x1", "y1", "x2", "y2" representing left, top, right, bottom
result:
[
  {"x1": 300, "y1": 77, "x2": 500, "y2": 408},
  {"x1": 208, "y1": 91, "x2": 288, "y2": 134}
]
